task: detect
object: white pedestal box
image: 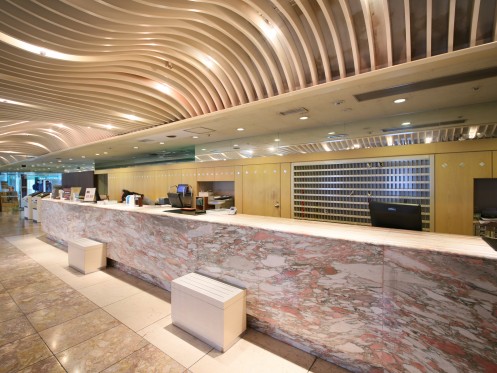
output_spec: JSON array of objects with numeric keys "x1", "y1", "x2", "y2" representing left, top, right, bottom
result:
[
  {"x1": 68, "y1": 238, "x2": 107, "y2": 274},
  {"x1": 171, "y1": 273, "x2": 246, "y2": 352}
]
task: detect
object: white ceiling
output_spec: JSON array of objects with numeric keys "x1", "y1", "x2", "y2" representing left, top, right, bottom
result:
[{"x1": 1, "y1": 1, "x2": 497, "y2": 172}]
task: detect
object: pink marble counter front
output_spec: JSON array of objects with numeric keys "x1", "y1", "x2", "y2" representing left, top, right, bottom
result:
[{"x1": 41, "y1": 200, "x2": 497, "y2": 372}]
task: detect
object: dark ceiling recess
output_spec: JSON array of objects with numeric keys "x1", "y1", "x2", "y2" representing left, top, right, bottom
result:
[{"x1": 354, "y1": 66, "x2": 497, "y2": 102}]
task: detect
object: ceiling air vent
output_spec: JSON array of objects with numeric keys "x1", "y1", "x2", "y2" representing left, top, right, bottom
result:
[
  {"x1": 354, "y1": 66, "x2": 497, "y2": 102},
  {"x1": 184, "y1": 127, "x2": 215, "y2": 134},
  {"x1": 382, "y1": 119, "x2": 466, "y2": 133},
  {"x1": 279, "y1": 107, "x2": 308, "y2": 116}
]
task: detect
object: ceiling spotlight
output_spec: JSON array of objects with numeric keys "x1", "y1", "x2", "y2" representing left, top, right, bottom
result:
[
  {"x1": 160, "y1": 142, "x2": 164, "y2": 145},
  {"x1": 237, "y1": 128, "x2": 244, "y2": 131},
  {"x1": 299, "y1": 115, "x2": 309, "y2": 120},
  {"x1": 328, "y1": 131, "x2": 335, "y2": 135},
  {"x1": 274, "y1": 138, "x2": 280, "y2": 142},
  {"x1": 133, "y1": 146, "x2": 139, "y2": 149},
  {"x1": 192, "y1": 136, "x2": 199, "y2": 139},
  {"x1": 394, "y1": 98, "x2": 406, "y2": 104},
  {"x1": 425, "y1": 137, "x2": 433, "y2": 144},
  {"x1": 401, "y1": 122, "x2": 411, "y2": 126},
  {"x1": 333, "y1": 100, "x2": 345, "y2": 106}
]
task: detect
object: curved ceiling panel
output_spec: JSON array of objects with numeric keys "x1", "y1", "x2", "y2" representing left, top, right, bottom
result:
[{"x1": 1, "y1": 0, "x2": 496, "y2": 167}]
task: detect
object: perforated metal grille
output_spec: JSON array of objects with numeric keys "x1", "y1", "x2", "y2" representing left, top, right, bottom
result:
[{"x1": 292, "y1": 156, "x2": 433, "y2": 230}]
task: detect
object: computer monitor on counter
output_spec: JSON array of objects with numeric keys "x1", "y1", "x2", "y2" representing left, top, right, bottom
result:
[{"x1": 369, "y1": 201, "x2": 422, "y2": 231}]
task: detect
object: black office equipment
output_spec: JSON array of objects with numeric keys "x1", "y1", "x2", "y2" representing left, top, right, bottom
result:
[{"x1": 369, "y1": 201, "x2": 423, "y2": 231}]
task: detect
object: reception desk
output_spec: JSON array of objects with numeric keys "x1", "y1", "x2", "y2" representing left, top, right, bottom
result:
[{"x1": 40, "y1": 199, "x2": 497, "y2": 372}]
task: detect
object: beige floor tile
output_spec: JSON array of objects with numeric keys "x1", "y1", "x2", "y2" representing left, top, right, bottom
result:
[
  {"x1": 0, "y1": 315, "x2": 37, "y2": 348},
  {"x1": 102, "y1": 343, "x2": 188, "y2": 373},
  {"x1": 104, "y1": 286, "x2": 171, "y2": 331},
  {"x1": 48, "y1": 265, "x2": 114, "y2": 289},
  {"x1": 16, "y1": 356, "x2": 66, "y2": 373},
  {"x1": 0, "y1": 261, "x2": 45, "y2": 280},
  {"x1": 309, "y1": 358, "x2": 352, "y2": 373},
  {"x1": 40, "y1": 308, "x2": 120, "y2": 354},
  {"x1": 139, "y1": 315, "x2": 213, "y2": 368},
  {"x1": 27, "y1": 294, "x2": 98, "y2": 332},
  {"x1": 56, "y1": 324, "x2": 148, "y2": 372},
  {"x1": 0, "y1": 293, "x2": 24, "y2": 323},
  {"x1": 0, "y1": 269, "x2": 58, "y2": 290},
  {"x1": 0, "y1": 282, "x2": 5, "y2": 293},
  {"x1": 15, "y1": 286, "x2": 79, "y2": 314},
  {"x1": 0, "y1": 334, "x2": 52, "y2": 373},
  {"x1": 8, "y1": 276, "x2": 69, "y2": 301},
  {"x1": 78, "y1": 276, "x2": 150, "y2": 307},
  {"x1": 190, "y1": 329, "x2": 315, "y2": 373}
]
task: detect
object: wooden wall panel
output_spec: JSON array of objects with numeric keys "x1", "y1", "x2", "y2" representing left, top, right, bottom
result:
[
  {"x1": 234, "y1": 166, "x2": 243, "y2": 212},
  {"x1": 242, "y1": 164, "x2": 281, "y2": 217},
  {"x1": 435, "y1": 151, "x2": 492, "y2": 235},
  {"x1": 280, "y1": 163, "x2": 291, "y2": 218}
]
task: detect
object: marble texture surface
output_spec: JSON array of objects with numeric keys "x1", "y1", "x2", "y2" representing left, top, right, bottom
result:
[{"x1": 41, "y1": 200, "x2": 497, "y2": 372}]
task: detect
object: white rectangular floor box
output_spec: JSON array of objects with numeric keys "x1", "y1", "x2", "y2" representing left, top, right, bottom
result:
[
  {"x1": 171, "y1": 273, "x2": 246, "y2": 352},
  {"x1": 68, "y1": 238, "x2": 107, "y2": 274}
]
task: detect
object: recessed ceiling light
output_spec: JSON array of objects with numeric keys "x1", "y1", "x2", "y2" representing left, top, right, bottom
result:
[
  {"x1": 103, "y1": 152, "x2": 108, "y2": 154},
  {"x1": 394, "y1": 98, "x2": 406, "y2": 104},
  {"x1": 299, "y1": 115, "x2": 309, "y2": 120},
  {"x1": 274, "y1": 138, "x2": 280, "y2": 142},
  {"x1": 268, "y1": 147, "x2": 275, "y2": 151},
  {"x1": 192, "y1": 136, "x2": 199, "y2": 139},
  {"x1": 159, "y1": 142, "x2": 164, "y2": 145},
  {"x1": 401, "y1": 122, "x2": 411, "y2": 126},
  {"x1": 133, "y1": 146, "x2": 138, "y2": 149},
  {"x1": 425, "y1": 137, "x2": 433, "y2": 144},
  {"x1": 95, "y1": 153, "x2": 100, "y2": 156},
  {"x1": 201, "y1": 148, "x2": 206, "y2": 151},
  {"x1": 237, "y1": 128, "x2": 244, "y2": 131},
  {"x1": 328, "y1": 131, "x2": 335, "y2": 135}
]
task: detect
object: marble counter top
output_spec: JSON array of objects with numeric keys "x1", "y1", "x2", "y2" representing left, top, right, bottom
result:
[{"x1": 46, "y1": 199, "x2": 495, "y2": 260}]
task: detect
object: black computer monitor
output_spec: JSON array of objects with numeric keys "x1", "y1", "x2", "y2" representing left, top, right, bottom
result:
[
  {"x1": 369, "y1": 201, "x2": 423, "y2": 231},
  {"x1": 167, "y1": 192, "x2": 183, "y2": 208}
]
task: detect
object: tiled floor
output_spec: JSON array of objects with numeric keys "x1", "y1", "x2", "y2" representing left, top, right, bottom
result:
[{"x1": 0, "y1": 210, "x2": 351, "y2": 372}]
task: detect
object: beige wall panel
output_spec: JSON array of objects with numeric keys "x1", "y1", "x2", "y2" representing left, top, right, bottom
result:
[
  {"x1": 167, "y1": 169, "x2": 182, "y2": 191},
  {"x1": 234, "y1": 166, "x2": 243, "y2": 212},
  {"x1": 242, "y1": 164, "x2": 281, "y2": 217},
  {"x1": 435, "y1": 151, "x2": 492, "y2": 235},
  {"x1": 197, "y1": 167, "x2": 215, "y2": 181},
  {"x1": 182, "y1": 168, "x2": 197, "y2": 193},
  {"x1": 215, "y1": 166, "x2": 235, "y2": 181},
  {"x1": 280, "y1": 163, "x2": 292, "y2": 218}
]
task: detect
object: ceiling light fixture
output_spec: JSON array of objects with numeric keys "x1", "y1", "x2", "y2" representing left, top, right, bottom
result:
[
  {"x1": 394, "y1": 98, "x2": 406, "y2": 104},
  {"x1": 468, "y1": 125, "x2": 479, "y2": 139},
  {"x1": 401, "y1": 122, "x2": 411, "y2": 126},
  {"x1": 299, "y1": 115, "x2": 309, "y2": 120},
  {"x1": 237, "y1": 128, "x2": 244, "y2": 131},
  {"x1": 425, "y1": 137, "x2": 433, "y2": 144}
]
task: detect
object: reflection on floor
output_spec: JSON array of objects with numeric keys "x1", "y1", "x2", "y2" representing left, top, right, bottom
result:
[{"x1": 0, "y1": 211, "x2": 351, "y2": 373}]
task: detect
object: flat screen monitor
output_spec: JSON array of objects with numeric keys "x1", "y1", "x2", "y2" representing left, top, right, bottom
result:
[
  {"x1": 167, "y1": 192, "x2": 183, "y2": 208},
  {"x1": 369, "y1": 201, "x2": 423, "y2": 231},
  {"x1": 177, "y1": 184, "x2": 189, "y2": 194}
]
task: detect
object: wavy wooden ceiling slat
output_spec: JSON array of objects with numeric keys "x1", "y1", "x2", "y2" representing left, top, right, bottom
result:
[{"x1": 1, "y1": 0, "x2": 497, "y2": 167}]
